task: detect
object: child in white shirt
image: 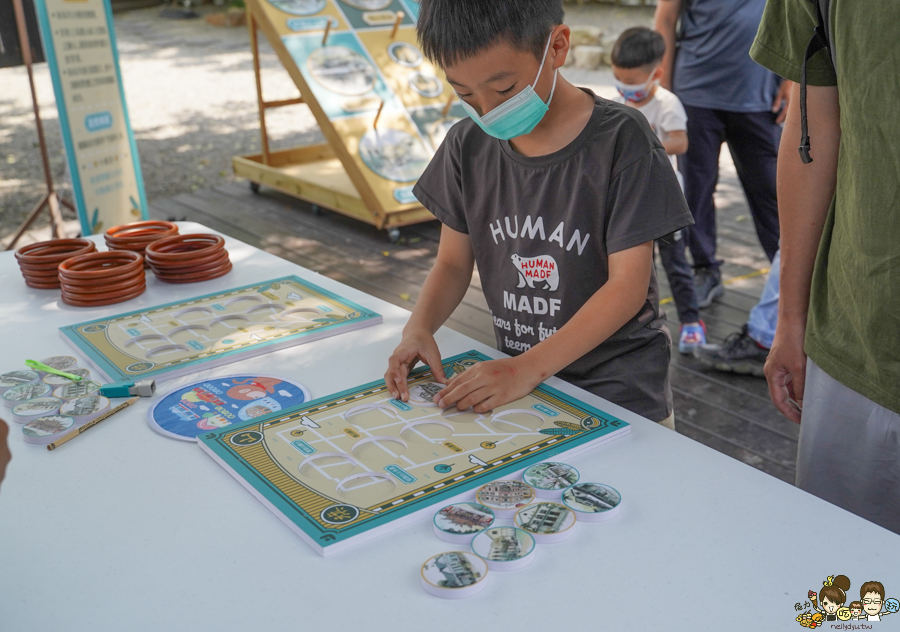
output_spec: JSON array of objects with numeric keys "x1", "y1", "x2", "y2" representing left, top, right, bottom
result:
[{"x1": 611, "y1": 27, "x2": 705, "y2": 353}]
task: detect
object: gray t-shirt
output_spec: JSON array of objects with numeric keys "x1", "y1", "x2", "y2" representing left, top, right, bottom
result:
[
  {"x1": 674, "y1": 0, "x2": 780, "y2": 112},
  {"x1": 413, "y1": 94, "x2": 693, "y2": 421}
]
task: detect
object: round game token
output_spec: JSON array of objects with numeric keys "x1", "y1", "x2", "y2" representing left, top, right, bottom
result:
[
  {"x1": 407, "y1": 381, "x2": 445, "y2": 407},
  {"x1": 2, "y1": 382, "x2": 52, "y2": 408},
  {"x1": 471, "y1": 527, "x2": 536, "y2": 572},
  {"x1": 148, "y1": 375, "x2": 311, "y2": 441},
  {"x1": 37, "y1": 356, "x2": 78, "y2": 374},
  {"x1": 562, "y1": 483, "x2": 623, "y2": 523},
  {"x1": 60, "y1": 395, "x2": 110, "y2": 425},
  {"x1": 11, "y1": 397, "x2": 62, "y2": 424},
  {"x1": 22, "y1": 414, "x2": 75, "y2": 445},
  {"x1": 514, "y1": 502, "x2": 577, "y2": 544},
  {"x1": 475, "y1": 480, "x2": 535, "y2": 519},
  {"x1": 433, "y1": 502, "x2": 495, "y2": 544},
  {"x1": 0, "y1": 370, "x2": 40, "y2": 394},
  {"x1": 387, "y1": 41, "x2": 422, "y2": 68},
  {"x1": 408, "y1": 71, "x2": 443, "y2": 98},
  {"x1": 522, "y1": 462, "x2": 580, "y2": 499},
  {"x1": 53, "y1": 380, "x2": 101, "y2": 401},
  {"x1": 420, "y1": 551, "x2": 490, "y2": 599},
  {"x1": 42, "y1": 368, "x2": 91, "y2": 386}
]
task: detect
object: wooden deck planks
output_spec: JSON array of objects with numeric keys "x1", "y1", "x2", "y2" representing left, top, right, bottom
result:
[{"x1": 150, "y1": 179, "x2": 799, "y2": 486}]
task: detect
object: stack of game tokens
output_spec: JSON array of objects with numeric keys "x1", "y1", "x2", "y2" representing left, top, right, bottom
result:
[
  {"x1": 420, "y1": 467, "x2": 625, "y2": 599},
  {"x1": 104, "y1": 220, "x2": 179, "y2": 265},
  {"x1": 22, "y1": 414, "x2": 75, "y2": 445},
  {"x1": 144, "y1": 234, "x2": 232, "y2": 283},
  {"x1": 14, "y1": 239, "x2": 97, "y2": 289},
  {"x1": 0, "y1": 370, "x2": 41, "y2": 395},
  {"x1": 58, "y1": 250, "x2": 145, "y2": 307}
]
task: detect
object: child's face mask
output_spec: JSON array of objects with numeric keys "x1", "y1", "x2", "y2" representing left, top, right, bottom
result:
[
  {"x1": 459, "y1": 32, "x2": 559, "y2": 141},
  {"x1": 615, "y1": 70, "x2": 658, "y2": 103}
]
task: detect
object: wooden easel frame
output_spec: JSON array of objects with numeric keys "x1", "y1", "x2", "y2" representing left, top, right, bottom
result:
[
  {"x1": 4, "y1": 0, "x2": 74, "y2": 251},
  {"x1": 232, "y1": 0, "x2": 434, "y2": 235}
]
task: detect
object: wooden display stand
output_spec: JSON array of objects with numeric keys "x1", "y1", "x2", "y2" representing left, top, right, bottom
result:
[{"x1": 234, "y1": 0, "x2": 438, "y2": 240}]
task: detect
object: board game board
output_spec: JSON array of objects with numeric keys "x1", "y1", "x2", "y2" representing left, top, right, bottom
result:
[
  {"x1": 59, "y1": 276, "x2": 381, "y2": 384},
  {"x1": 198, "y1": 350, "x2": 631, "y2": 556}
]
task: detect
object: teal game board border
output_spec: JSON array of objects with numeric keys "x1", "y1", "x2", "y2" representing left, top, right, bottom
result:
[
  {"x1": 59, "y1": 276, "x2": 382, "y2": 383},
  {"x1": 198, "y1": 350, "x2": 630, "y2": 554}
]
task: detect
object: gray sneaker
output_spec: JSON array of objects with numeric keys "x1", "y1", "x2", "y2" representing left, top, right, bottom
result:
[
  {"x1": 694, "y1": 266, "x2": 724, "y2": 308},
  {"x1": 693, "y1": 325, "x2": 769, "y2": 377}
]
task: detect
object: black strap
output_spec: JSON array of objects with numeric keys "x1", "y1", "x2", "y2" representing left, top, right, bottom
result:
[{"x1": 799, "y1": 0, "x2": 832, "y2": 164}]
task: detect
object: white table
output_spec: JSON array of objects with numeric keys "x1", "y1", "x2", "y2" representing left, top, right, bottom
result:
[{"x1": 1, "y1": 222, "x2": 896, "y2": 631}]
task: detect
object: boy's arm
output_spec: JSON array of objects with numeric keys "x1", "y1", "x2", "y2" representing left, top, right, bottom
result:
[
  {"x1": 654, "y1": 0, "x2": 682, "y2": 90},
  {"x1": 661, "y1": 130, "x2": 687, "y2": 156},
  {"x1": 764, "y1": 82, "x2": 840, "y2": 422},
  {"x1": 385, "y1": 225, "x2": 474, "y2": 400},
  {"x1": 435, "y1": 241, "x2": 654, "y2": 413}
]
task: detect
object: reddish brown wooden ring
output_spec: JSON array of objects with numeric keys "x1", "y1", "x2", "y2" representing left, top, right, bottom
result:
[
  {"x1": 155, "y1": 261, "x2": 233, "y2": 284},
  {"x1": 61, "y1": 273, "x2": 146, "y2": 296},
  {"x1": 62, "y1": 283, "x2": 146, "y2": 301},
  {"x1": 61, "y1": 284, "x2": 146, "y2": 307},
  {"x1": 105, "y1": 221, "x2": 178, "y2": 243},
  {"x1": 59, "y1": 267, "x2": 145, "y2": 288},
  {"x1": 61, "y1": 278, "x2": 146, "y2": 297},
  {"x1": 58, "y1": 251, "x2": 144, "y2": 279},
  {"x1": 25, "y1": 279, "x2": 63, "y2": 290},
  {"x1": 21, "y1": 267, "x2": 66, "y2": 279},
  {"x1": 149, "y1": 250, "x2": 228, "y2": 274},
  {"x1": 145, "y1": 234, "x2": 225, "y2": 262},
  {"x1": 15, "y1": 239, "x2": 96, "y2": 264}
]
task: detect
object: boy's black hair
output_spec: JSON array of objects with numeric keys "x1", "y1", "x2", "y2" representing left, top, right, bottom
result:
[
  {"x1": 417, "y1": 0, "x2": 564, "y2": 68},
  {"x1": 611, "y1": 27, "x2": 666, "y2": 69}
]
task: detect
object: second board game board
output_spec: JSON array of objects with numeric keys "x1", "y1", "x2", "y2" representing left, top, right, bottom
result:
[
  {"x1": 198, "y1": 350, "x2": 631, "y2": 556},
  {"x1": 59, "y1": 276, "x2": 381, "y2": 383}
]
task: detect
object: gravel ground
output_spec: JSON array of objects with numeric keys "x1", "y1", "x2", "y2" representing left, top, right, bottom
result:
[{"x1": 0, "y1": 3, "x2": 653, "y2": 243}]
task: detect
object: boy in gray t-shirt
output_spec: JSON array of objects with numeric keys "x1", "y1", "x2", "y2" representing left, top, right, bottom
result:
[{"x1": 384, "y1": 0, "x2": 693, "y2": 423}]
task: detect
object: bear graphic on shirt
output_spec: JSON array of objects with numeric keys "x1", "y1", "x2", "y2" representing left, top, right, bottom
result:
[{"x1": 511, "y1": 254, "x2": 559, "y2": 291}]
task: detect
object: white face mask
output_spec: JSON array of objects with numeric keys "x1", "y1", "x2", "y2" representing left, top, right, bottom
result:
[
  {"x1": 615, "y1": 69, "x2": 658, "y2": 103},
  {"x1": 458, "y1": 32, "x2": 559, "y2": 140}
]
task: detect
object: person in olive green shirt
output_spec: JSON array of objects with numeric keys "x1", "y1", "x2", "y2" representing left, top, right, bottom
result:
[{"x1": 751, "y1": 0, "x2": 900, "y2": 534}]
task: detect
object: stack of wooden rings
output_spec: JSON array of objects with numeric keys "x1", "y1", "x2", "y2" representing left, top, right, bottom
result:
[
  {"x1": 15, "y1": 239, "x2": 97, "y2": 289},
  {"x1": 58, "y1": 250, "x2": 146, "y2": 307},
  {"x1": 144, "y1": 234, "x2": 232, "y2": 283},
  {"x1": 105, "y1": 220, "x2": 179, "y2": 265}
]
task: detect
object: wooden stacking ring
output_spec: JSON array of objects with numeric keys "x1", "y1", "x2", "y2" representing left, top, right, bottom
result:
[
  {"x1": 58, "y1": 251, "x2": 146, "y2": 307},
  {"x1": 144, "y1": 233, "x2": 232, "y2": 283},
  {"x1": 15, "y1": 239, "x2": 97, "y2": 289}
]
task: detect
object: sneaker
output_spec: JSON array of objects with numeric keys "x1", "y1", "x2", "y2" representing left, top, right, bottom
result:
[
  {"x1": 694, "y1": 266, "x2": 724, "y2": 308},
  {"x1": 678, "y1": 321, "x2": 707, "y2": 355},
  {"x1": 693, "y1": 325, "x2": 769, "y2": 377}
]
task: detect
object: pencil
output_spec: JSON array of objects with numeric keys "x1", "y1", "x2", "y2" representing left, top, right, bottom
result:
[{"x1": 46, "y1": 396, "x2": 139, "y2": 451}]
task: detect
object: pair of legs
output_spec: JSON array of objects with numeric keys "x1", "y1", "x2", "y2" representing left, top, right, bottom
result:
[
  {"x1": 680, "y1": 106, "x2": 782, "y2": 305},
  {"x1": 694, "y1": 250, "x2": 779, "y2": 376},
  {"x1": 798, "y1": 359, "x2": 900, "y2": 535}
]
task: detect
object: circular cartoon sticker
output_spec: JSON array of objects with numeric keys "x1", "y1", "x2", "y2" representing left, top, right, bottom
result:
[
  {"x1": 387, "y1": 41, "x2": 423, "y2": 68},
  {"x1": 42, "y1": 368, "x2": 91, "y2": 386},
  {"x1": 265, "y1": 0, "x2": 325, "y2": 15},
  {"x1": 308, "y1": 46, "x2": 377, "y2": 96},
  {"x1": 23, "y1": 414, "x2": 75, "y2": 444},
  {"x1": 407, "y1": 381, "x2": 445, "y2": 407},
  {"x1": 148, "y1": 375, "x2": 311, "y2": 441},
  {"x1": 408, "y1": 71, "x2": 443, "y2": 98},
  {"x1": 0, "y1": 370, "x2": 40, "y2": 390}
]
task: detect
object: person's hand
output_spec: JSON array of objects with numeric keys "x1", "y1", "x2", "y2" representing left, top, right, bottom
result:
[
  {"x1": 773, "y1": 80, "x2": 793, "y2": 124},
  {"x1": 764, "y1": 320, "x2": 807, "y2": 423},
  {"x1": 434, "y1": 356, "x2": 543, "y2": 414},
  {"x1": 0, "y1": 417, "x2": 11, "y2": 490},
  {"x1": 385, "y1": 330, "x2": 447, "y2": 402}
]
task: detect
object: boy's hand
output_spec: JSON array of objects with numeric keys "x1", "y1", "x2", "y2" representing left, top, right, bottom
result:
[
  {"x1": 434, "y1": 357, "x2": 543, "y2": 413},
  {"x1": 385, "y1": 332, "x2": 447, "y2": 402}
]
